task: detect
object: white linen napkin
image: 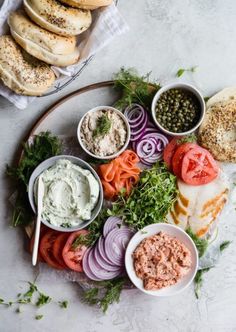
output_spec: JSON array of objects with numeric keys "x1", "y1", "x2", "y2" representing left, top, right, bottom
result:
[{"x1": 0, "y1": 1, "x2": 128, "y2": 109}]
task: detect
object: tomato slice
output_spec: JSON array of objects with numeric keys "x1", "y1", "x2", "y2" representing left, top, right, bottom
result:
[
  {"x1": 39, "y1": 231, "x2": 65, "y2": 270},
  {"x1": 172, "y1": 143, "x2": 197, "y2": 178},
  {"x1": 52, "y1": 233, "x2": 69, "y2": 269},
  {"x1": 62, "y1": 230, "x2": 88, "y2": 272},
  {"x1": 181, "y1": 147, "x2": 219, "y2": 185},
  {"x1": 163, "y1": 137, "x2": 181, "y2": 170}
]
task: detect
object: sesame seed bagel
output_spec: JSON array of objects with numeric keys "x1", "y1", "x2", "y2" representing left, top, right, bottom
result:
[
  {"x1": 58, "y1": 0, "x2": 113, "y2": 10},
  {"x1": 199, "y1": 95, "x2": 236, "y2": 163},
  {"x1": 0, "y1": 35, "x2": 55, "y2": 96},
  {"x1": 23, "y1": 0, "x2": 92, "y2": 37},
  {"x1": 8, "y1": 11, "x2": 80, "y2": 67}
]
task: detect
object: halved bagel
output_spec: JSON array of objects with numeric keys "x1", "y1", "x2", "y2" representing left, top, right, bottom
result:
[
  {"x1": 23, "y1": 0, "x2": 92, "y2": 36},
  {"x1": 58, "y1": 0, "x2": 113, "y2": 10},
  {"x1": 8, "y1": 11, "x2": 80, "y2": 66},
  {"x1": 199, "y1": 90, "x2": 236, "y2": 163},
  {"x1": 0, "y1": 35, "x2": 55, "y2": 96}
]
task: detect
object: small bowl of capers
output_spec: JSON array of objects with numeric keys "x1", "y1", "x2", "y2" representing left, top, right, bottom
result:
[{"x1": 151, "y1": 83, "x2": 205, "y2": 136}]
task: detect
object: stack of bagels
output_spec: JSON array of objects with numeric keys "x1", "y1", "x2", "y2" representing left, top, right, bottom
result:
[{"x1": 0, "y1": 0, "x2": 112, "y2": 96}]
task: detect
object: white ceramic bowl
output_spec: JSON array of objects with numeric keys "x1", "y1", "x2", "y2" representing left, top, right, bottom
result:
[
  {"x1": 125, "y1": 223, "x2": 198, "y2": 297},
  {"x1": 28, "y1": 155, "x2": 103, "y2": 232},
  {"x1": 77, "y1": 106, "x2": 131, "y2": 160},
  {"x1": 151, "y1": 83, "x2": 206, "y2": 136}
]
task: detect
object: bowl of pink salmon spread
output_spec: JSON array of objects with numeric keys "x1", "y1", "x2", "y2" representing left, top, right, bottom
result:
[{"x1": 125, "y1": 223, "x2": 198, "y2": 296}]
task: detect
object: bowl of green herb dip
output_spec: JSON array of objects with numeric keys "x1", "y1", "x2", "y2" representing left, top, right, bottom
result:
[{"x1": 28, "y1": 156, "x2": 103, "y2": 232}]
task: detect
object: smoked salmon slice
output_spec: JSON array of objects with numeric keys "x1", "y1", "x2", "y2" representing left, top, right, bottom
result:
[{"x1": 98, "y1": 150, "x2": 141, "y2": 200}]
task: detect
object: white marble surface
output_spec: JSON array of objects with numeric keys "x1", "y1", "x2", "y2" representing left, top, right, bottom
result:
[{"x1": 1, "y1": 0, "x2": 236, "y2": 331}]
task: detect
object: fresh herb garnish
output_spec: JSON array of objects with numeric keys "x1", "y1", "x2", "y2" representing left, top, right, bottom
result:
[
  {"x1": 58, "y1": 300, "x2": 68, "y2": 309},
  {"x1": 194, "y1": 240, "x2": 231, "y2": 298},
  {"x1": 24, "y1": 282, "x2": 38, "y2": 299},
  {"x1": 88, "y1": 157, "x2": 111, "y2": 165},
  {"x1": 194, "y1": 267, "x2": 211, "y2": 299},
  {"x1": 7, "y1": 131, "x2": 62, "y2": 187},
  {"x1": 72, "y1": 209, "x2": 108, "y2": 248},
  {"x1": 176, "y1": 66, "x2": 198, "y2": 78},
  {"x1": 113, "y1": 67, "x2": 160, "y2": 110},
  {"x1": 109, "y1": 163, "x2": 177, "y2": 230},
  {"x1": 186, "y1": 228, "x2": 208, "y2": 257},
  {"x1": 0, "y1": 281, "x2": 70, "y2": 319},
  {"x1": 219, "y1": 240, "x2": 231, "y2": 252},
  {"x1": 83, "y1": 278, "x2": 125, "y2": 313},
  {"x1": 6, "y1": 132, "x2": 62, "y2": 227},
  {"x1": 93, "y1": 114, "x2": 112, "y2": 138},
  {"x1": 61, "y1": 222, "x2": 71, "y2": 228},
  {"x1": 18, "y1": 298, "x2": 31, "y2": 304},
  {"x1": 36, "y1": 293, "x2": 51, "y2": 307},
  {"x1": 177, "y1": 134, "x2": 197, "y2": 145}
]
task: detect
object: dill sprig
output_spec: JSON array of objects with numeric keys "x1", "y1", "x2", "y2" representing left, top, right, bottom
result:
[
  {"x1": 6, "y1": 131, "x2": 62, "y2": 227},
  {"x1": 113, "y1": 67, "x2": 160, "y2": 110},
  {"x1": 194, "y1": 240, "x2": 231, "y2": 298},
  {"x1": 194, "y1": 267, "x2": 211, "y2": 299},
  {"x1": 186, "y1": 228, "x2": 208, "y2": 258},
  {"x1": 83, "y1": 278, "x2": 125, "y2": 313},
  {"x1": 93, "y1": 114, "x2": 112, "y2": 138}
]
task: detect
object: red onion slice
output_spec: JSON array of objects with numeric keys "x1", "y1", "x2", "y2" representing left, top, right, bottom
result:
[
  {"x1": 97, "y1": 236, "x2": 115, "y2": 266},
  {"x1": 142, "y1": 128, "x2": 159, "y2": 134},
  {"x1": 104, "y1": 228, "x2": 134, "y2": 266},
  {"x1": 124, "y1": 104, "x2": 146, "y2": 125},
  {"x1": 136, "y1": 139, "x2": 156, "y2": 159},
  {"x1": 103, "y1": 217, "x2": 122, "y2": 237},
  {"x1": 88, "y1": 247, "x2": 122, "y2": 280},
  {"x1": 142, "y1": 132, "x2": 169, "y2": 146},
  {"x1": 129, "y1": 115, "x2": 148, "y2": 136},
  {"x1": 129, "y1": 111, "x2": 147, "y2": 129},
  {"x1": 94, "y1": 244, "x2": 121, "y2": 272},
  {"x1": 147, "y1": 121, "x2": 156, "y2": 128},
  {"x1": 130, "y1": 128, "x2": 146, "y2": 142},
  {"x1": 82, "y1": 248, "x2": 102, "y2": 281}
]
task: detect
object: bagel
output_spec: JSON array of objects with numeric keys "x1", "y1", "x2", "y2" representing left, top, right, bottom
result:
[
  {"x1": 0, "y1": 35, "x2": 55, "y2": 96},
  {"x1": 23, "y1": 0, "x2": 92, "y2": 37},
  {"x1": 199, "y1": 88, "x2": 236, "y2": 163},
  {"x1": 8, "y1": 11, "x2": 80, "y2": 67},
  {"x1": 206, "y1": 87, "x2": 236, "y2": 108},
  {"x1": 58, "y1": 0, "x2": 113, "y2": 10}
]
